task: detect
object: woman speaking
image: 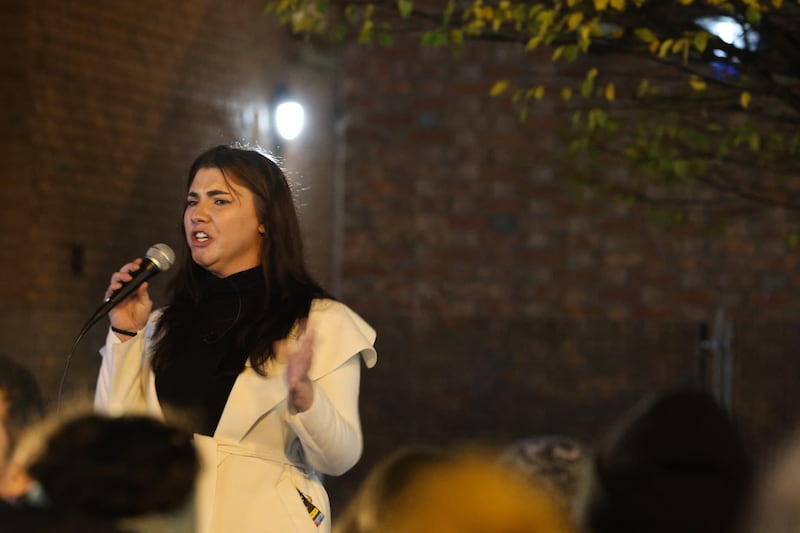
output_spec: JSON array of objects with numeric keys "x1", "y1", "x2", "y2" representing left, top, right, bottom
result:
[{"x1": 94, "y1": 145, "x2": 377, "y2": 533}]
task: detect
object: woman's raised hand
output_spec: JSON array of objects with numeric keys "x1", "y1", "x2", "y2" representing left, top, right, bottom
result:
[{"x1": 286, "y1": 320, "x2": 315, "y2": 413}]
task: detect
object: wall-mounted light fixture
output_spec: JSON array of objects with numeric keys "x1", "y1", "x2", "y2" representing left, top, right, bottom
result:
[{"x1": 273, "y1": 83, "x2": 305, "y2": 146}]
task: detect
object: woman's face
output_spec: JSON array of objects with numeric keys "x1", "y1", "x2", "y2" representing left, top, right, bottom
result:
[{"x1": 184, "y1": 167, "x2": 265, "y2": 278}]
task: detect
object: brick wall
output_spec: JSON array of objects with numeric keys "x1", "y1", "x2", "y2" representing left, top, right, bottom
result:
[
  {"x1": 328, "y1": 34, "x2": 800, "y2": 507},
  {"x1": 339, "y1": 39, "x2": 800, "y2": 323}
]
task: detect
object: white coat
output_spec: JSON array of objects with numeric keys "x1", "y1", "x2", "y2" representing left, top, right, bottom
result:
[{"x1": 94, "y1": 299, "x2": 377, "y2": 533}]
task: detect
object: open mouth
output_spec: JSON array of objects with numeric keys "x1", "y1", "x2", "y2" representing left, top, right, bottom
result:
[{"x1": 194, "y1": 231, "x2": 209, "y2": 242}]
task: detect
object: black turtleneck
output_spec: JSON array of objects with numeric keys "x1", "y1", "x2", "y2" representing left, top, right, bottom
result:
[{"x1": 154, "y1": 266, "x2": 265, "y2": 436}]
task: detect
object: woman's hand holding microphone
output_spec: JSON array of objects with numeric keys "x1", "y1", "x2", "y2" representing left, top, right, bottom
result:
[{"x1": 105, "y1": 259, "x2": 152, "y2": 342}]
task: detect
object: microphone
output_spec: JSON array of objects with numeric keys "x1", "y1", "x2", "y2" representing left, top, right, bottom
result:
[
  {"x1": 84, "y1": 243, "x2": 176, "y2": 332},
  {"x1": 60, "y1": 243, "x2": 174, "y2": 413}
]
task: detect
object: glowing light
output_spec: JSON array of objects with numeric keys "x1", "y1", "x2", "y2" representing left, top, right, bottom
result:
[
  {"x1": 275, "y1": 101, "x2": 304, "y2": 140},
  {"x1": 696, "y1": 16, "x2": 759, "y2": 52}
]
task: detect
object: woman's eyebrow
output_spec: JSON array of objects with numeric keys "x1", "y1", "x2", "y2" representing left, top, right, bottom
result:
[{"x1": 187, "y1": 190, "x2": 234, "y2": 198}]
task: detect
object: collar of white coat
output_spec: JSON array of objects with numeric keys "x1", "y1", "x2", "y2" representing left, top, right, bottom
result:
[{"x1": 213, "y1": 299, "x2": 377, "y2": 443}]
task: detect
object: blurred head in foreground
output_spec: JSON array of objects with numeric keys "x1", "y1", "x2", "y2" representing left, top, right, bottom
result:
[
  {"x1": 350, "y1": 449, "x2": 574, "y2": 533},
  {"x1": 499, "y1": 435, "x2": 588, "y2": 513},
  {"x1": 576, "y1": 387, "x2": 753, "y2": 533},
  {"x1": 334, "y1": 446, "x2": 448, "y2": 533},
  {"x1": 10, "y1": 413, "x2": 198, "y2": 532}
]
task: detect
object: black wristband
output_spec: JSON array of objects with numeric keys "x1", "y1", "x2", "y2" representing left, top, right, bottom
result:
[{"x1": 111, "y1": 326, "x2": 138, "y2": 337}]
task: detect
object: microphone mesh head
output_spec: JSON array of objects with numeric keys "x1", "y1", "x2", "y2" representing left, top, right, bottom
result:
[{"x1": 145, "y1": 243, "x2": 176, "y2": 272}]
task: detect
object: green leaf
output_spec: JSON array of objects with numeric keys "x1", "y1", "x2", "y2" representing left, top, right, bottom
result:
[
  {"x1": 580, "y1": 78, "x2": 594, "y2": 98},
  {"x1": 489, "y1": 80, "x2": 510, "y2": 96},
  {"x1": 748, "y1": 131, "x2": 761, "y2": 152},
  {"x1": 527, "y1": 4, "x2": 545, "y2": 19},
  {"x1": 359, "y1": 19, "x2": 374, "y2": 44},
  {"x1": 636, "y1": 79, "x2": 651, "y2": 98},
  {"x1": 421, "y1": 29, "x2": 448, "y2": 47},
  {"x1": 745, "y1": 5, "x2": 761, "y2": 25},
  {"x1": 334, "y1": 24, "x2": 349, "y2": 40},
  {"x1": 378, "y1": 31, "x2": 394, "y2": 46},
  {"x1": 526, "y1": 35, "x2": 543, "y2": 52},
  {"x1": 658, "y1": 39, "x2": 674, "y2": 58},
  {"x1": 443, "y1": 0, "x2": 455, "y2": 25},
  {"x1": 673, "y1": 159, "x2": 689, "y2": 178},
  {"x1": 683, "y1": 131, "x2": 710, "y2": 151},
  {"x1": 587, "y1": 108, "x2": 607, "y2": 130},
  {"x1": 768, "y1": 133, "x2": 784, "y2": 152},
  {"x1": 316, "y1": 0, "x2": 328, "y2": 13},
  {"x1": 563, "y1": 45, "x2": 579, "y2": 61},
  {"x1": 634, "y1": 27, "x2": 656, "y2": 43},
  {"x1": 787, "y1": 231, "x2": 800, "y2": 250},
  {"x1": 572, "y1": 110, "x2": 582, "y2": 128},
  {"x1": 693, "y1": 31, "x2": 709, "y2": 52},
  {"x1": 569, "y1": 137, "x2": 588, "y2": 153},
  {"x1": 718, "y1": 139, "x2": 730, "y2": 158},
  {"x1": 398, "y1": 0, "x2": 414, "y2": 18},
  {"x1": 790, "y1": 132, "x2": 800, "y2": 153}
]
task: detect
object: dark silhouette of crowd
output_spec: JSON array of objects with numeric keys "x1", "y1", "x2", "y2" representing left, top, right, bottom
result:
[{"x1": 2, "y1": 347, "x2": 797, "y2": 533}]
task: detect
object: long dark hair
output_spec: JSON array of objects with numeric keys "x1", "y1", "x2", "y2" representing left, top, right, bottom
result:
[
  {"x1": 151, "y1": 145, "x2": 329, "y2": 373},
  {"x1": 28, "y1": 414, "x2": 197, "y2": 517}
]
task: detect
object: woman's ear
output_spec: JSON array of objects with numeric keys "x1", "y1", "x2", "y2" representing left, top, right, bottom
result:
[{"x1": 258, "y1": 223, "x2": 266, "y2": 235}]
